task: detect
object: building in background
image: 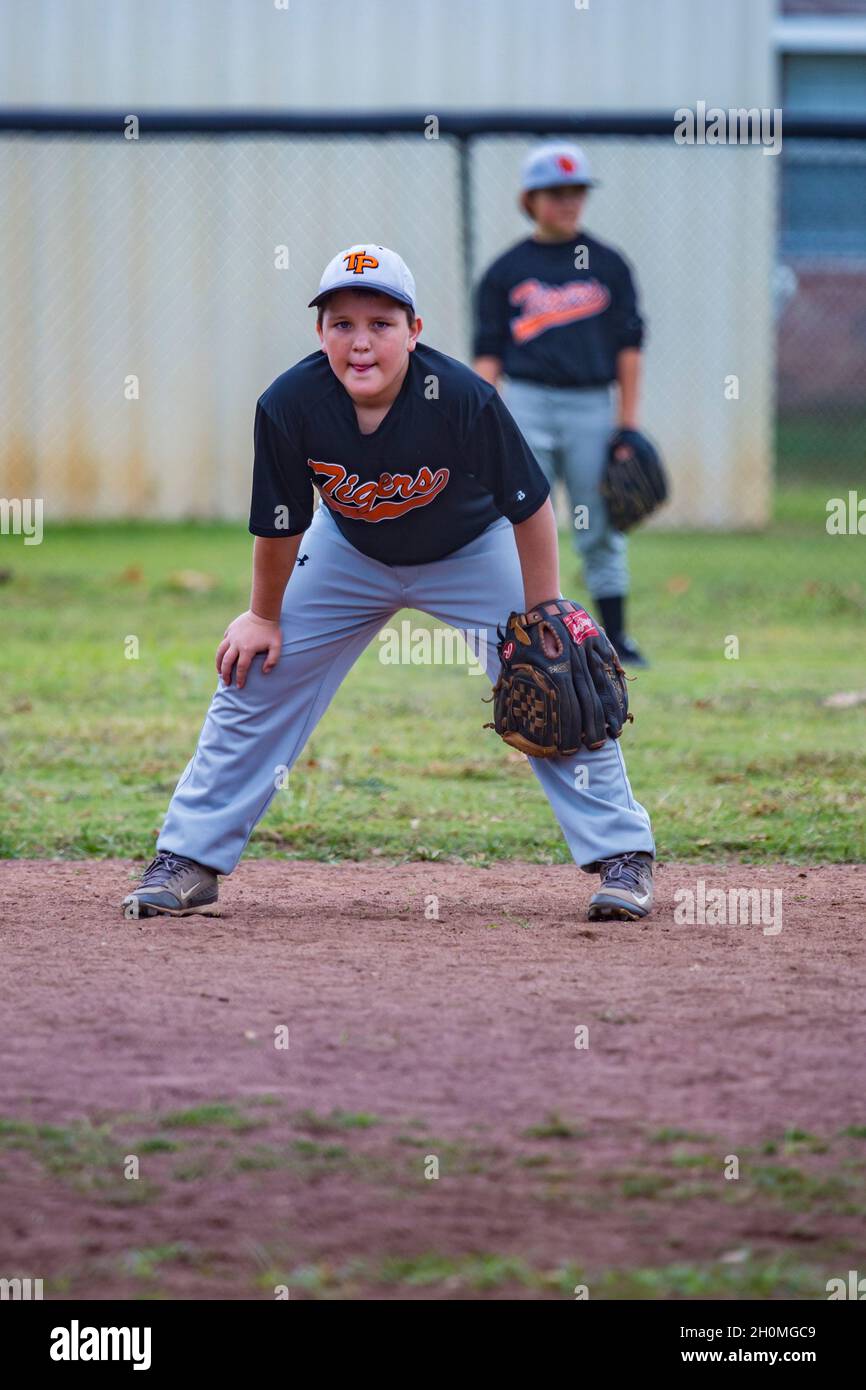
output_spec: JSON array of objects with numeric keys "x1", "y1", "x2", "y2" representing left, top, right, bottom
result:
[
  {"x1": 775, "y1": 0, "x2": 866, "y2": 477},
  {"x1": 4, "y1": 0, "x2": 847, "y2": 527}
]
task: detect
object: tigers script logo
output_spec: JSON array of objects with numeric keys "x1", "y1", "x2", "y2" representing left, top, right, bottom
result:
[
  {"x1": 308, "y1": 459, "x2": 450, "y2": 522},
  {"x1": 509, "y1": 278, "x2": 611, "y2": 343}
]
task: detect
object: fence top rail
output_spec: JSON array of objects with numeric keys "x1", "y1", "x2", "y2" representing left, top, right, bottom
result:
[{"x1": 0, "y1": 107, "x2": 863, "y2": 139}]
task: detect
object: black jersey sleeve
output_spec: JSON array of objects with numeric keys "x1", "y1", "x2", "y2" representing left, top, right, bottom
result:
[
  {"x1": 463, "y1": 393, "x2": 550, "y2": 523},
  {"x1": 248, "y1": 398, "x2": 314, "y2": 539},
  {"x1": 609, "y1": 254, "x2": 645, "y2": 351},
  {"x1": 472, "y1": 266, "x2": 512, "y2": 360}
]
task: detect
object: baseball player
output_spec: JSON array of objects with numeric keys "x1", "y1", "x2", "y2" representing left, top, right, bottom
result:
[
  {"x1": 122, "y1": 245, "x2": 655, "y2": 923},
  {"x1": 473, "y1": 141, "x2": 649, "y2": 666}
]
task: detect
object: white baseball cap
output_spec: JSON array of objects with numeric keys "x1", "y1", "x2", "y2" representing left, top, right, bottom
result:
[
  {"x1": 308, "y1": 244, "x2": 417, "y2": 313},
  {"x1": 521, "y1": 142, "x2": 597, "y2": 192}
]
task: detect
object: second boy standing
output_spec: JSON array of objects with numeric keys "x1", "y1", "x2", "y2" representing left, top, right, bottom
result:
[{"x1": 474, "y1": 141, "x2": 649, "y2": 667}]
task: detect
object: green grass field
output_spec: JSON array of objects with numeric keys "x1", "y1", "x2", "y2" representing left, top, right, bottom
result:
[{"x1": 2, "y1": 483, "x2": 864, "y2": 864}]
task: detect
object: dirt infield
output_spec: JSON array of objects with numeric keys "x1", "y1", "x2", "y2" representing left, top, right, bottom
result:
[{"x1": 1, "y1": 857, "x2": 865, "y2": 1300}]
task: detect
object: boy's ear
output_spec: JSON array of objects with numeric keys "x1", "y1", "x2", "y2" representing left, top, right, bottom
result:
[{"x1": 519, "y1": 190, "x2": 536, "y2": 219}]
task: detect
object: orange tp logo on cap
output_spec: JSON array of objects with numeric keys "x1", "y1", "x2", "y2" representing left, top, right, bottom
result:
[{"x1": 343, "y1": 250, "x2": 380, "y2": 275}]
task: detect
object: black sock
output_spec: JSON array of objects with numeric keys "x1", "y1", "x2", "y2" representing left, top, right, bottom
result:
[{"x1": 596, "y1": 595, "x2": 624, "y2": 643}]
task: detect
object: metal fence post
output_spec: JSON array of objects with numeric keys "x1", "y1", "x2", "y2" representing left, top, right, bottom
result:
[{"x1": 455, "y1": 133, "x2": 475, "y2": 345}]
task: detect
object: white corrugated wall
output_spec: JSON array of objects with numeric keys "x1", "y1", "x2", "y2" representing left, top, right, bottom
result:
[{"x1": 0, "y1": 0, "x2": 777, "y2": 525}]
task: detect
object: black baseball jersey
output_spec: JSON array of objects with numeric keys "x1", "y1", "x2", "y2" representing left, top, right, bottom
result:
[
  {"x1": 473, "y1": 233, "x2": 644, "y2": 388},
  {"x1": 249, "y1": 342, "x2": 550, "y2": 566}
]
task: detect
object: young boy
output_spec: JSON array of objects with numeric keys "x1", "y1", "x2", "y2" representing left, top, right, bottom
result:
[
  {"x1": 473, "y1": 141, "x2": 649, "y2": 666},
  {"x1": 122, "y1": 244, "x2": 655, "y2": 923}
]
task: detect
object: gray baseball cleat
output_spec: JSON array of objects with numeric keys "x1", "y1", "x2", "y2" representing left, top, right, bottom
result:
[
  {"x1": 588, "y1": 851, "x2": 654, "y2": 921},
  {"x1": 122, "y1": 850, "x2": 221, "y2": 919}
]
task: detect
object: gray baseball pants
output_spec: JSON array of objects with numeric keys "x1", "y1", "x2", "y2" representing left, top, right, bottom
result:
[
  {"x1": 502, "y1": 377, "x2": 628, "y2": 599},
  {"x1": 158, "y1": 504, "x2": 654, "y2": 875}
]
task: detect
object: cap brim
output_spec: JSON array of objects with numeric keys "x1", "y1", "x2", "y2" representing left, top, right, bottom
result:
[
  {"x1": 524, "y1": 178, "x2": 597, "y2": 192},
  {"x1": 308, "y1": 284, "x2": 415, "y2": 310}
]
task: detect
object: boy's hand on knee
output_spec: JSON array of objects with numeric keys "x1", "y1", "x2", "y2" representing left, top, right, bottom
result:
[{"x1": 216, "y1": 610, "x2": 283, "y2": 689}]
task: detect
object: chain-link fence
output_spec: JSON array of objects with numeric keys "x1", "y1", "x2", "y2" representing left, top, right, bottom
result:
[
  {"x1": 1, "y1": 112, "x2": 862, "y2": 525},
  {"x1": 777, "y1": 136, "x2": 866, "y2": 482}
]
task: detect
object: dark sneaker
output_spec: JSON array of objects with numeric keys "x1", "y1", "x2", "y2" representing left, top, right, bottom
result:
[
  {"x1": 588, "y1": 851, "x2": 654, "y2": 921},
  {"x1": 122, "y1": 850, "x2": 220, "y2": 920},
  {"x1": 612, "y1": 636, "x2": 649, "y2": 669}
]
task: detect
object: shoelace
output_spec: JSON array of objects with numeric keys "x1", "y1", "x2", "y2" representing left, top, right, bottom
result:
[
  {"x1": 599, "y1": 853, "x2": 648, "y2": 893},
  {"x1": 138, "y1": 850, "x2": 195, "y2": 887}
]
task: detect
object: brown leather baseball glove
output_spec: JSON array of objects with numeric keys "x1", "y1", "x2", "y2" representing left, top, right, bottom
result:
[{"x1": 485, "y1": 597, "x2": 632, "y2": 757}]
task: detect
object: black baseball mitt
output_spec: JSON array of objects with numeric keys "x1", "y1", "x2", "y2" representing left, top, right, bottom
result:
[
  {"x1": 601, "y1": 428, "x2": 669, "y2": 532},
  {"x1": 485, "y1": 598, "x2": 631, "y2": 758}
]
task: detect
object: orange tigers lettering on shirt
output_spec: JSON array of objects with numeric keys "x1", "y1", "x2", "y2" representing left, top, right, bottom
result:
[
  {"x1": 308, "y1": 459, "x2": 451, "y2": 522},
  {"x1": 509, "y1": 277, "x2": 611, "y2": 344}
]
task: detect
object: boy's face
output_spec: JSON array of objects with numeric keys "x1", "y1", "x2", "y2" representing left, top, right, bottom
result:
[
  {"x1": 316, "y1": 290, "x2": 421, "y2": 404},
  {"x1": 527, "y1": 184, "x2": 589, "y2": 238}
]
